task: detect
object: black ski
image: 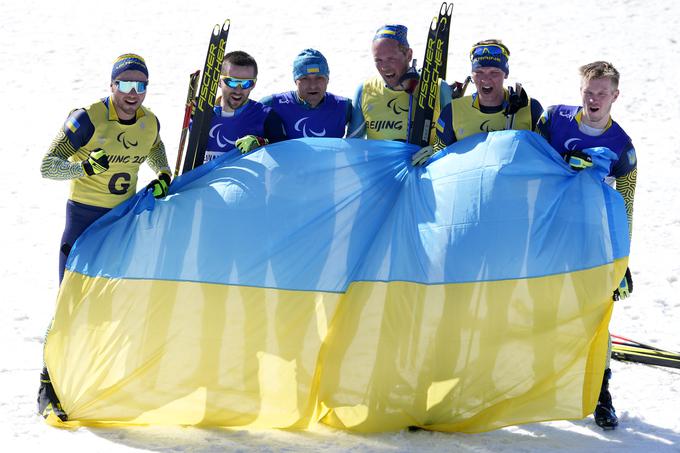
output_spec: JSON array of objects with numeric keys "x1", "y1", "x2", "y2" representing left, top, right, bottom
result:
[
  {"x1": 611, "y1": 335, "x2": 680, "y2": 370},
  {"x1": 612, "y1": 344, "x2": 680, "y2": 369},
  {"x1": 408, "y1": 2, "x2": 453, "y2": 147},
  {"x1": 181, "y1": 20, "x2": 230, "y2": 174}
]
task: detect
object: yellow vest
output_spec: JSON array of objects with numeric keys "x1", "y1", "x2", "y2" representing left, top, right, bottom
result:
[
  {"x1": 69, "y1": 99, "x2": 159, "y2": 208},
  {"x1": 361, "y1": 77, "x2": 410, "y2": 141},
  {"x1": 451, "y1": 91, "x2": 533, "y2": 141}
]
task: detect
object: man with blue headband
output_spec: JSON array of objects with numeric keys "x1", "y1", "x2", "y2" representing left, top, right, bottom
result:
[
  {"x1": 347, "y1": 24, "x2": 450, "y2": 142},
  {"x1": 261, "y1": 48, "x2": 352, "y2": 138},
  {"x1": 413, "y1": 39, "x2": 543, "y2": 164},
  {"x1": 38, "y1": 53, "x2": 172, "y2": 421}
]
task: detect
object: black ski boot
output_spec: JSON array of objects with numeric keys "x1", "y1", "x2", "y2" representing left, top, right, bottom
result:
[
  {"x1": 37, "y1": 366, "x2": 67, "y2": 421},
  {"x1": 594, "y1": 368, "x2": 618, "y2": 430}
]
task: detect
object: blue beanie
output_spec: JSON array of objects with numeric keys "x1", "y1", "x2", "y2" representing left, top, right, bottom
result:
[
  {"x1": 470, "y1": 44, "x2": 509, "y2": 75},
  {"x1": 373, "y1": 24, "x2": 409, "y2": 47},
  {"x1": 292, "y1": 49, "x2": 330, "y2": 81},
  {"x1": 111, "y1": 53, "x2": 149, "y2": 80}
]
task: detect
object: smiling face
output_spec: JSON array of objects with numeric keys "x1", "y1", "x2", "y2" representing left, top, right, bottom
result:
[
  {"x1": 471, "y1": 66, "x2": 507, "y2": 107},
  {"x1": 372, "y1": 38, "x2": 412, "y2": 90},
  {"x1": 580, "y1": 77, "x2": 619, "y2": 128},
  {"x1": 295, "y1": 74, "x2": 329, "y2": 107},
  {"x1": 220, "y1": 63, "x2": 257, "y2": 112},
  {"x1": 110, "y1": 69, "x2": 147, "y2": 121}
]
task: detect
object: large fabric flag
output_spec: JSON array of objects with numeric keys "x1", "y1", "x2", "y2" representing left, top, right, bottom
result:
[{"x1": 44, "y1": 131, "x2": 629, "y2": 432}]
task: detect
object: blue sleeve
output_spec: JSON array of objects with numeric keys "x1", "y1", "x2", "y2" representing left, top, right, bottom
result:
[
  {"x1": 436, "y1": 103, "x2": 456, "y2": 145},
  {"x1": 260, "y1": 95, "x2": 274, "y2": 107},
  {"x1": 529, "y1": 98, "x2": 544, "y2": 131},
  {"x1": 264, "y1": 110, "x2": 287, "y2": 142},
  {"x1": 535, "y1": 105, "x2": 555, "y2": 142},
  {"x1": 611, "y1": 143, "x2": 637, "y2": 178},
  {"x1": 63, "y1": 108, "x2": 95, "y2": 149},
  {"x1": 439, "y1": 80, "x2": 452, "y2": 109},
  {"x1": 346, "y1": 84, "x2": 366, "y2": 138}
]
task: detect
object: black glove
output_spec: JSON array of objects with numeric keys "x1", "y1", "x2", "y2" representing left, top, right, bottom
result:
[
  {"x1": 450, "y1": 76, "x2": 471, "y2": 99},
  {"x1": 504, "y1": 83, "x2": 529, "y2": 116},
  {"x1": 397, "y1": 61, "x2": 420, "y2": 94},
  {"x1": 146, "y1": 172, "x2": 171, "y2": 199},
  {"x1": 82, "y1": 148, "x2": 109, "y2": 176},
  {"x1": 613, "y1": 267, "x2": 633, "y2": 301},
  {"x1": 563, "y1": 149, "x2": 593, "y2": 171}
]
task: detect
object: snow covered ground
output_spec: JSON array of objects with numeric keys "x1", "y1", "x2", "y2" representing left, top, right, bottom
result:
[{"x1": 1, "y1": 0, "x2": 679, "y2": 451}]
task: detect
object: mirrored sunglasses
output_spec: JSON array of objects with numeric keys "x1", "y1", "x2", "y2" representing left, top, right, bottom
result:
[
  {"x1": 470, "y1": 44, "x2": 509, "y2": 60},
  {"x1": 114, "y1": 80, "x2": 148, "y2": 94},
  {"x1": 221, "y1": 76, "x2": 256, "y2": 90}
]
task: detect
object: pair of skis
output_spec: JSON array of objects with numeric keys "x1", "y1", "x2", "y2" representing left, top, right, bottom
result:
[
  {"x1": 174, "y1": 20, "x2": 230, "y2": 177},
  {"x1": 408, "y1": 2, "x2": 453, "y2": 147},
  {"x1": 611, "y1": 334, "x2": 680, "y2": 370}
]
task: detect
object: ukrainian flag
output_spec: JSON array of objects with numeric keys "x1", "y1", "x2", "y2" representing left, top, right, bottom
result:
[
  {"x1": 44, "y1": 131, "x2": 628, "y2": 432},
  {"x1": 65, "y1": 117, "x2": 80, "y2": 134}
]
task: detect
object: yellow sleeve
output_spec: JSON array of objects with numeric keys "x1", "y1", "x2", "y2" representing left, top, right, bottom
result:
[
  {"x1": 40, "y1": 130, "x2": 86, "y2": 180},
  {"x1": 615, "y1": 167, "x2": 637, "y2": 240}
]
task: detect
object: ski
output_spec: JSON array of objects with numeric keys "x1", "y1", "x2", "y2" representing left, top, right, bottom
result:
[
  {"x1": 408, "y1": 2, "x2": 452, "y2": 147},
  {"x1": 611, "y1": 335, "x2": 680, "y2": 369},
  {"x1": 174, "y1": 70, "x2": 201, "y2": 178},
  {"x1": 181, "y1": 20, "x2": 230, "y2": 174},
  {"x1": 612, "y1": 344, "x2": 680, "y2": 369}
]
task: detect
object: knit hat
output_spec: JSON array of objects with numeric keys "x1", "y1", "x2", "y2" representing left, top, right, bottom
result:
[
  {"x1": 292, "y1": 49, "x2": 330, "y2": 81},
  {"x1": 111, "y1": 53, "x2": 149, "y2": 80},
  {"x1": 373, "y1": 24, "x2": 409, "y2": 47},
  {"x1": 470, "y1": 43, "x2": 509, "y2": 75}
]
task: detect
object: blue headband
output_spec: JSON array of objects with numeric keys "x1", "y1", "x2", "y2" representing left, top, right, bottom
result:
[
  {"x1": 293, "y1": 48, "x2": 330, "y2": 81},
  {"x1": 470, "y1": 45, "x2": 509, "y2": 75},
  {"x1": 373, "y1": 24, "x2": 409, "y2": 47},
  {"x1": 111, "y1": 53, "x2": 149, "y2": 80}
]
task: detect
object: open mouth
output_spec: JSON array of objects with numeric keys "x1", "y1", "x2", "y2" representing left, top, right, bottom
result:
[{"x1": 481, "y1": 86, "x2": 493, "y2": 95}]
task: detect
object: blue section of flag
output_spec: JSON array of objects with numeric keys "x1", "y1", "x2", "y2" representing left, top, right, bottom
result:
[{"x1": 67, "y1": 131, "x2": 629, "y2": 291}]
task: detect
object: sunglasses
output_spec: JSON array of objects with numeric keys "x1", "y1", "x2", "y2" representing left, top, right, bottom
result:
[
  {"x1": 470, "y1": 44, "x2": 509, "y2": 60},
  {"x1": 114, "y1": 80, "x2": 148, "y2": 94},
  {"x1": 220, "y1": 76, "x2": 256, "y2": 90}
]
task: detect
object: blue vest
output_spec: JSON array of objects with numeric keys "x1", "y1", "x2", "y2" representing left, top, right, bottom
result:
[
  {"x1": 204, "y1": 101, "x2": 271, "y2": 162},
  {"x1": 545, "y1": 105, "x2": 636, "y2": 178},
  {"x1": 269, "y1": 91, "x2": 349, "y2": 139}
]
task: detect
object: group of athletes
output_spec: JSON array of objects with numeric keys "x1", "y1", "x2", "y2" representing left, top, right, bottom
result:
[{"x1": 39, "y1": 23, "x2": 636, "y2": 430}]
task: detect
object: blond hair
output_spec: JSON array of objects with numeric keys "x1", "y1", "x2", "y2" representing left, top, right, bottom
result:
[{"x1": 579, "y1": 61, "x2": 620, "y2": 89}]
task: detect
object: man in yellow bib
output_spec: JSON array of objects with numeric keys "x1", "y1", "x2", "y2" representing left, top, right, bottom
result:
[
  {"x1": 38, "y1": 53, "x2": 171, "y2": 421},
  {"x1": 437, "y1": 39, "x2": 543, "y2": 145},
  {"x1": 347, "y1": 24, "x2": 450, "y2": 142}
]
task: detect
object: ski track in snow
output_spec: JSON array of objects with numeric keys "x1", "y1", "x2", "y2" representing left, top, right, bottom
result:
[{"x1": 1, "y1": 0, "x2": 678, "y2": 451}]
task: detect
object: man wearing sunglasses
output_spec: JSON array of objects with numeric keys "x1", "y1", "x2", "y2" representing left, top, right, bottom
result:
[
  {"x1": 261, "y1": 49, "x2": 352, "y2": 139},
  {"x1": 38, "y1": 53, "x2": 172, "y2": 421},
  {"x1": 537, "y1": 61, "x2": 637, "y2": 431},
  {"x1": 203, "y1": 51, "x2": 286, "y2": 163},
  {"x1": 426, "y1": 40, "x2": 543, "y2": 150}
]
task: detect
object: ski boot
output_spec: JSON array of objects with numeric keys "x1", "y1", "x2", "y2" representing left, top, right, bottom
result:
[
  {"x1": 37, "y1": 367, "x2": 67, "y2": 421},
  {"x1": 594, "y1": 368, "x2": 618, "y2": 430}
]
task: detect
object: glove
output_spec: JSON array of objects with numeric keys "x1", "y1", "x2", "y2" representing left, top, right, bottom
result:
[
  {"x1": 563, "y1": 149, "x2": 593, "y2": 171},
  {"x1": 411, "y1": 145, "x2": 436, "y2": 167},
  {"x1": 146, "y1": 172, "x2": 171, "y2": 199},
  {"x1": 450, "y1": 76, "x2": 471, "y2": 99},
  {"x1": 82, "y1": 148, "x2": 109, "y2": 176},
  {"x1": 396, "y1": 60, "x2": 420, "y2": 94},
  {"x1": 613, "y1": 267, "x2": 633, "y2": 301},
  {"x1": 504, "y1": 83, "x2": 529, "y2": 116},
  {"x1": 235, "y1": 135, "x2": 268, "y2": 154}
]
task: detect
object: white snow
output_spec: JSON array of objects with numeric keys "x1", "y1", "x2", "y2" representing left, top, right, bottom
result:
[{"x1": 1, "y1": 0, "x2": 679, "y2": 451}]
